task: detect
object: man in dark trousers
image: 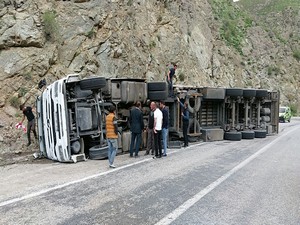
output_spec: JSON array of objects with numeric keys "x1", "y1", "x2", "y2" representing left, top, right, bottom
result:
[
  {"x1": 19, "y1": 104, "x2": 37, "y2": 146},
  {"x1": 129, "y1": 101, "x2": 144, "y2": 157},
  {"x1": 167, "y1": 64, "x2": 177, "y2": 97},
  {"x1": 153, "y1": 102, "x2": 163, "y2": 158},
  {"x1": 177, "y1": 97, "x2": 189, "y2": 147},
  {"x1": 145, "y1": 101, "x2": 155, "y2": 155}
]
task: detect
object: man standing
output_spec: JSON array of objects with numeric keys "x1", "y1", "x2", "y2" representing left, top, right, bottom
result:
[
  {"x1": 160, "y1": 100, "x2": 169, "y2": 156},
  {"x1": 153, "y1": 102, "x2": 163, "y2": 158},
  {"x1": 145, "y1": 101, "x2": 155, "y2": 155},
  {"x1": 20, "y1": 104, "x2": 37, "y2": 146},
  {"x1": 167, "y1": 64, "x2": 177, "y2": 97},
  {"x1": 129, "y1": 101, "x2": 144, "y2": 157},
  {"x1": 177, "y1": 97, "x2": 189, "y2": 147},
  {"x1": 105, "y1": 105, "x2": 118, "y2": 168}
]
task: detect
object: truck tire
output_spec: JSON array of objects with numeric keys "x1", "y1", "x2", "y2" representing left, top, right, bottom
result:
[
  {"x1": 254, "y1": 130, "x2": 267, "y2": 138},
  {"x1": 147, "y1": 82, "x2": 168, "y2": 91},
  {"x1": 256, "y1": 90, "x2": 268, "y2": 98},
  {"x1": 80, "y1": 77, "x2": 107, "y2": 90},
  {"x1": 148, "y1": 90, "x2": 168, "y2": 100},
  {"x1": 89, "y1": 145, "x2": 109, "y2": 159},
  {"x1": 224, "y1": 131, "x2": 242, "y2": 141},
  {"x1": 241, "y1": 131, "x2": 255, "y2": 139},
  {"x1": 225, "y1": 88, "x2": 243, "y2": 97},
  {"x1": 243, "y1": 89, "x2": 256, "y2": 98}
]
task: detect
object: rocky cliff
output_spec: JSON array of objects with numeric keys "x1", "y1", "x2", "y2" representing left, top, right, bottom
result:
[{"x1": 0, "y1": 0, "x2": 299, "y2": 154}]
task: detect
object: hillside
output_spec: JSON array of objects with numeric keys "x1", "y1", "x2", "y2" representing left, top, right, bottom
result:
[{"x1": 0, "y1": 0, "x2": 299, "y2": 156}]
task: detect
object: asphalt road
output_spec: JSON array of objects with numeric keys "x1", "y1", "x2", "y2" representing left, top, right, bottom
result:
[{"x1": 1, "y1": 118, "x2": 300, "y2": 225}]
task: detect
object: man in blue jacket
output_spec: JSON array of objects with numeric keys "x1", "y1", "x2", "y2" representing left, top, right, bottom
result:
[{"x1": 177, "y1": 97, "x2": 189, "y2": 147}]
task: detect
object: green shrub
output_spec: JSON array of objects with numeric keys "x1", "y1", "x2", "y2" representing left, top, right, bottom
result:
[
  {"x1": 289, "y1": 104, "x2": 297, "y2": 116},
  {"x1": 86, "y1": 29, "x2": 95, "y2": 39},
  {"x1": 18, "y1": 87, "x2": 27, "y2": 97},
  {"x1": 157, "y1": 15, "x2": 162, "y2": 23},
  {"x1": 10, "y1": 96, "x2": 20, "y2": 108},
  {"x1": 178, "y1": 72, "x2": 185, "y2": 82},
  {"x1": 267, "y1": 66, "x2": 280, "y2": 76},
  {"x1": 42, "y1": 10, "x2": 59, "y2": 41},
  {"x1": 24, "y1": 72, "x2": 32, "y2": 81},
  {"x1": 293, "y1": 50, "x2": 300, "y2": 61},
  {"x1": 149, "y1": 40, "x2": 156, "y2": 49}
]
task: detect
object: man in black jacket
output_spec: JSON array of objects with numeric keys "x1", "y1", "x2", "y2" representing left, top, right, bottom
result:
[
  {"x1": 19, "y1": 104, "x2": 37, "y2": 146},
  {"x1": 129, "y1": 101, "x2": 144, "y2": 157},
  {"x1": 145, "y1": 101, "x2": 155, "y2": 155}
]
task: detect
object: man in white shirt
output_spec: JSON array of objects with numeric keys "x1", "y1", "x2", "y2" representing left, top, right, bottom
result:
[{"x1": 153, "y1": 102, "x2": 163, "y2": 158}]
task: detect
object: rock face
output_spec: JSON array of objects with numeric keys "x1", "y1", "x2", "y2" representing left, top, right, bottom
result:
[{"x1": 0, "y1": 0, "x2": 299, "y2": 153}]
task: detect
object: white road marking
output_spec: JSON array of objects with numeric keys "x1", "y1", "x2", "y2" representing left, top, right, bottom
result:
[
  {"x1": 155, "y1": 126, "x2": 299, "y2": 225},
  {"x1": 0, "y1": 144, "x2": 203, "y2": 208},
  {"x1": 0, "y1": 158, "x2": 150, "y2": 207}
]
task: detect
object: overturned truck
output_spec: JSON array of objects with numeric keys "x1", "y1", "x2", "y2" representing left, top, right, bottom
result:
[{"x1": 37, "y1": 74, "x2": 279, "y2": 162}]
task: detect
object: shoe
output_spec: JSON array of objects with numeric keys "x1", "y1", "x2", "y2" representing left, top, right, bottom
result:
[
  {"x1": 157, "y1": 155, "x2": 162, "y2": 158},
  {"x1": 153, "y1": 156, "x2": 158, "y2": 159},
  {"x1": 109, "y1": 164, "x2": 116, "y2": 168},
  {"x1": 163, "y1": 154, "x2": 167, "y2": 157},
  {"x1": 144, "y1": 152, "x2": 149, "y2": 156},
  {"x1": 129, "y1": 155, "x2": 133, "y2": 158}
]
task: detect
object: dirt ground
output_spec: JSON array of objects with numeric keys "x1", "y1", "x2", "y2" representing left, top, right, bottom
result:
[{"x1": 0, "y1": 149, "x2": 52, "y2": 167}]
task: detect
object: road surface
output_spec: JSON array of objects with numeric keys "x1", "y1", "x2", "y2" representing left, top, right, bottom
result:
[{"x1": 1, "y1": 118, "x2": 300, "y2": 225}]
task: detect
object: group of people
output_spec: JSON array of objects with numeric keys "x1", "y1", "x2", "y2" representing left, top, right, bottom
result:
[
  {"x1": 106, "y1": 97, "x2": 190, "y2": 168},
  {"x1": 143, "y1": 100, "x2": 169, "y2": 159}
]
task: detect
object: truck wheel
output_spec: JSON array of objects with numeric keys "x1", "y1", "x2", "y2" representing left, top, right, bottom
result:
[
  {"x1": 147, "y1": 82, "x2": 168, "y2": 91},
  {"x1": 80, "y1": 77, "x2": 107, "y2": 90},
  {"x1": 254, "y1": 130, "x2": 267, "y2": 138},
  {"x1": 225, "y1": 88, "x2": 243, "y2": 97},
  {"x1": 148, "y1": 90, "x2": 168, "y2": 100},
  {"x1": 243, "y1": 89, "x2": 256, "y2": 98},
  {"x1": 241, "y1": 131, "x2": 255, "y2": 139},
  {"x1": 224, "y1": 132, "x2": 242, "y2": 141},
  {"x1": 255, "y1": 90, "x2": 268, "y2": 98},
  {"x1": 71, "y1": 138, "x2": 84, "y2": 154},
  {"x1": 89, "y1": 145, "x2": 109, "y2": 159}
]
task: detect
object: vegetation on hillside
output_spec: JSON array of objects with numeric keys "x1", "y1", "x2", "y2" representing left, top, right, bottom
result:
[
  {"x1": 210, "y1": 0, "x2": 253, "y2": 55},
  {"x1": 237, "y1": 0, "x2": 300, "y2": 15}
]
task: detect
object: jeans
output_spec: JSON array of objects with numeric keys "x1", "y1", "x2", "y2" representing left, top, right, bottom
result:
[
  {"x1": 130, "y1": 132, "x2": 142, "y2": 156},
  {"x1": 162, "y1": 128, "x2": 168, "y2": 155},
  {"x1": 107, "y1": 139, "x2": 118, "y2": 166},
  {"x1": 167, "y1": 79, "x2": 173, "y2": 97}
]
